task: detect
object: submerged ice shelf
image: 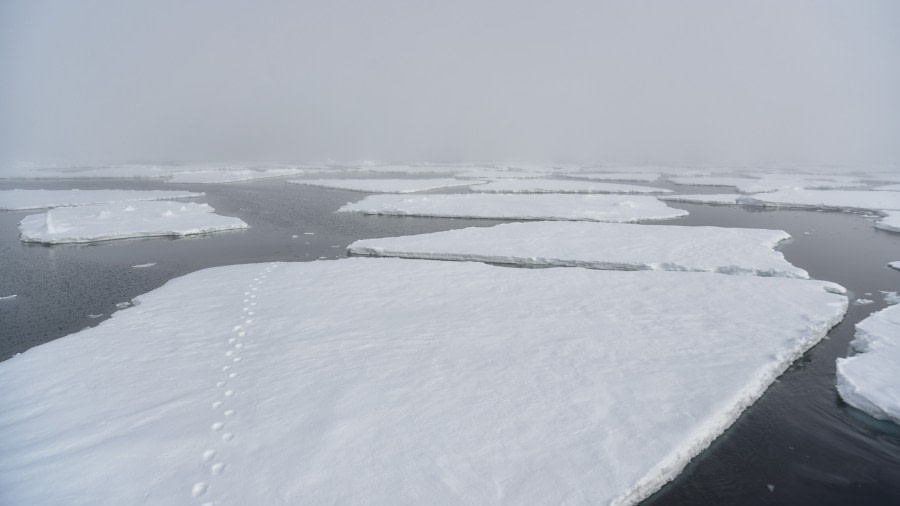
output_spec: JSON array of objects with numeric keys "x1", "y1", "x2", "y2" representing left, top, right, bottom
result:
[
  {"x1": 0, "y1": 259, "x2": 846, "y2": 505},
  {"x1": 0, "y1": 189, "x2": 204, "y2": 210},
  {"x1": 348, "y1": 222, "x2": 808, "y2": 278},
  {"x1": 18, "y1": 201, "x2": 248, "y2": 244},
  {"x1": 286, "y1": 178, "x2": 481, "y2": 193},
  {"x1": 338, "y1": 193, "x2": 688, "y2": 222},
  {"x1": 836, "y1": 303, "x2": 900, "y2": 425}
]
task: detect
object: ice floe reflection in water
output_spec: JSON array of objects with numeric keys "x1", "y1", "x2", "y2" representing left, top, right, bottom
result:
[{"x1": 0, "y1": 176, "x2": 898, "y2": 504}]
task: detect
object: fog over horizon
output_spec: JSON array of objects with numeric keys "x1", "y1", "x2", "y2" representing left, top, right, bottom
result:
[{"x1": 1, "y1": 0, "x2": 898, "y2": 170}]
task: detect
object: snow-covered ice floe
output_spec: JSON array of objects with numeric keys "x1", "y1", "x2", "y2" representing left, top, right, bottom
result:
[
  {"x1": 0, "y1": 189, "x2": 204, "y2": 211},
  {"x1": 132, "y1": 263, "x2": 157, "y2": 269},
  {"x1": 18, "y1": 202, "x2": 248, "y2": 244},
  {"x1": 890, "y1": 261, "x2": 900, "y2": 271},
  {"x1": 873, "y1": 184, "x2": 900, "y2": 192},
  {"x1": 836, "y1": 303, "x2": 900, "y2": 424},
  {"x1": 738, "y1": 189, "x2": 900, "y2": 212},
  {"x1": 0, "y1": 294, "x2": 17, "y2": 301},
  {"x1": 564, "y1": 172, "x2": 662, "y2": 182},
  {"x1": 0, "y1": 258, "x2": 847, "y2": 505},
  {"x1": 874, "y1": 211, "x2": 900, "y2": 233},
  {"x1": 348, "y1": 222, "x2": 808, "y2": 278},
  {"x1": 338, "y1": 194, "x2": 688, "y2": 222},
  {"x1": 286, "y1": 178, "x2": 482, "y2": 193},
  {"x1": 470, "y1": 178, "x2": 670, "y2": 194},
  {"x1": 659, "y1": 194, "x2": 743, "y2": 205},
  {"x1": 669, "y1": 176, "x2": 864, "y2": 193},
  {"x1": 166, "y1": 168, "x2": 310, "y2": 184},
  {"x1": 453, "y1": 169, "x2": 552, "y2": 179}
]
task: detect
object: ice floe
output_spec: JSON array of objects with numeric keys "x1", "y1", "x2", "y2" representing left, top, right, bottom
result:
[
  {"x1": 0, "y1": 189, "x2": 204, "y2": 211},
  {"x1": 739, "y1": 189, "x2": 900, "y2": 213},
  {"x1": 166, "y1": 168, "x2": 309, "y2": 183},
  {"x1": 131, "y1": 263, "x2": 157, "y2": 269},
  {"x1": 0, "y1": 294, "x2": 17, "y2": 301},
  {"x1": 564, "y1": 172, "x2": 662, "y2": 182},
  {"x1": 470, "y1": 178, "x2": 670, "y2": 194},
  {"x1": 348, "y1": 222, "x2": 807, "y2": 278},
  {"x1": 286, "y1": 178, "x2": 481, "y2": 193},
  {"x1": 338, "y1": 194, "x2": 688, "y2": 222},
  {"x1": 452, "y1": 169, "x2": 553, "y2": 179},
  {"x1": 874, "y1": 211, "x2": 900, "y2": 233},
  {"x1": 670, "y1": 176, "x2": 864, "y2": 193},
  {"x1": 0, "y1": 258, "x2": 847, "y2": 505},
  {"x1": 18, "y1": 202, "x2": 248, "y2": 244},
  {"x1": 891, "y1": 262, "x2": 900, "y2": 271},
  {"x1": 873, "y1": 184, "x2": 900, "y2": 192},
  {"x1": 659, "y1": 194, "x2": 743, "y2": 205},
  {"x1": 836, "y1": 303, "x2": 900, "y2": 424}
]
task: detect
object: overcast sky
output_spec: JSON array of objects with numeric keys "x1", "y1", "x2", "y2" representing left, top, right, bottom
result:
[{"x1": 1, "y1": 0, "x2": 898, "y2": 167}]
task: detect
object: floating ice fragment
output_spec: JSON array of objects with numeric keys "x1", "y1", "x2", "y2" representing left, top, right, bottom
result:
[{"x1": 131, "y1": 263, "x2": 156, "y2": 269}]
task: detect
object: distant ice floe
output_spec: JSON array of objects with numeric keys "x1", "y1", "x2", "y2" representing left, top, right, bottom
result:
[
  {"x1": 659, "y1": 194, "x2": 743, "y2": 205},
  {"x1": 0, "y1": 258, "x2": 847, "y2": 505},
  {"x1": 669, "y1": 176, "x2": 864, "y2": 194},
  {"x1": 286, "y1": 178, "x2": 482, "y2": 193},
  {"x1": 0, "y1": 294, "x2": 17, "y2": 301},
  {"x1": 564, "y1": 172, "x2": 662, "y2": 182},
  {"x1": 470, "y1": 179, "x2": 670, "y2": 194},
  {"x1": 873, "y1": 184, "x2": 900, "y2": 192},
  {"x1": 18, "y1": 202, "x2": 248, "y2": 244},
  {"x1": 349, "y1": 222, "x2": 808, "y2": 278},
  {"x1": 166, "y1": 168, "x2": 310, "y2": 184},
  {"x1": 836, "y1": 303, "x2": 900, "y2": 425},
  {"x1": 0, "y1": 189, "x2": 203, "y2": 211},
  {"x1": 131, "y1": 263, "x2": 157, "y2": 269},
  {"x1": 739, "y1": 189, "x2": 900, "y2": 212},
  {"x1": 874, "y1": 211, "x2": 900, "y2": 233},
  {"x1": 452, "y1": 169, "x2": 553, "y2": 179},
  {"x1": 338, "y1": 194, "x2": 688, "y2": 222}
]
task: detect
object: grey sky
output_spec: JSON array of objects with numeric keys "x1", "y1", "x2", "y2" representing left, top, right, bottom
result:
[{"x1": 1, "y1": 0, "x2": 898, "y2": 167}]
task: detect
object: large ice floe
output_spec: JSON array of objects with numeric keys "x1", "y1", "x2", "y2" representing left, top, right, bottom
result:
[
  {"x1": 659, "y1": 194, "x2": 743, "y2": 205},
  {"x1": 0, "y1": 189, "x2": 204, "y2": 210},
  {"x1": 0, "y1": 258, "x2": 847, "y2": 505},
  {"x1": 166, "y1": 168, "x2": 310, "y2": 184},
  {"x1": 286, "y1": 178, "x2": 481, "y2": 193},
  {"x1": 338, "y1": 194, "x2": 688, "y2": 222},
  {"x1": 348, "y1": 222, "x2": 807, "y2": 278},
  {"x1": 836, "y1": 303, "x2": 900, "y2": 424},
  {"x1": 470, "y1": 178, "x2": 670, "y2": 194},
  {"x1": 18, "y1": 201, "x2": 248, "y2": 244},
  {"x1": 669, "y1": 176, "x2": 864, "y2": 193},
  {"x1": 739, "y1": 189, "x2": 900, "y2": 212}
]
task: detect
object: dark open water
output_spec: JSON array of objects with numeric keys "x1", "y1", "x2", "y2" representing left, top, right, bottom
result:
[{"x1": 1, "y1": 175, "x2": 898, "y2": 504}]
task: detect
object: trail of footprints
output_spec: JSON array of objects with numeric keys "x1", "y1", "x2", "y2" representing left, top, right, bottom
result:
[{"x1": 193, "y1": 263, "x2": 279, "y2": 505}]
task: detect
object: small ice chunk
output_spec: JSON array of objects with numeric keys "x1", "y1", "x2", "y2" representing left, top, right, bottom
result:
[
  {"x1": 767, "y1": 484, "x2": 775, "y2": 492},
  {"x1": 0, "y1": 294, "x2": 17, "y2": 301},
  {"x1": 87, "y1": 314, "x2": 104, "y2": 318},
  {"x1": 291, "y1": 234, "x2": 298, "y2": 238},
  {"x1": 131, "y1": 263, "x2": 156, "y2": 269},
  {"x1": 853, "y1": 299, "x2": 875, "y2": 305},
  {"x1": 115, "y1": 302, "x2": 132, "y2": 309},
  {"x1": 880, "y1": 291, "x2": 900, "y2": 305}
]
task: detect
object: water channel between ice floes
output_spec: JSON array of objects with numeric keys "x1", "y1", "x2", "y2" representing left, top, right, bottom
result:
[{"x1": 0, "y1": 175, "x2": 898, "y2": 505}]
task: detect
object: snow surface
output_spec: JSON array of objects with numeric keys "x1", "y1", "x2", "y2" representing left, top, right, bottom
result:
[
  {"x1": 471, "y1": 179, "x2": 670, "y2": 194},
  {"x1": 874, "y1": 211, "x2": 900, "y2": 233},
  {"x1": 348, "y1": 222, "x2": 807, "y2": 278},
  {"x1": 18, "y1": 202, "x2": 248, "y2": 244},
  {"x1": 0, "y1": 189, "x2": 204, "y2": 211},
  {"x1": 338, "y1": 194, "x2": 688, "y2": 222},
  {"x1": 669, "y1": 176, "x2": 864, "y2": 193},
  {"x1": 0, "y1": 258, "x2": 847, "y2": 505},
  {"x1": 286, "y1": 178, "x2": 482, "y2": 193},
  {"x1": 564, "y1": 172, "x2": 661, "y2": 182},
  {"x1": 739, "y1": 189, "x2": 900, "y2": 213},
  {"x1": 659, "y1": 194, "x2": 743, "y2": 205},
  {"x1": 836, "y1": 303, "x2": 900, "y2": 424}
]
